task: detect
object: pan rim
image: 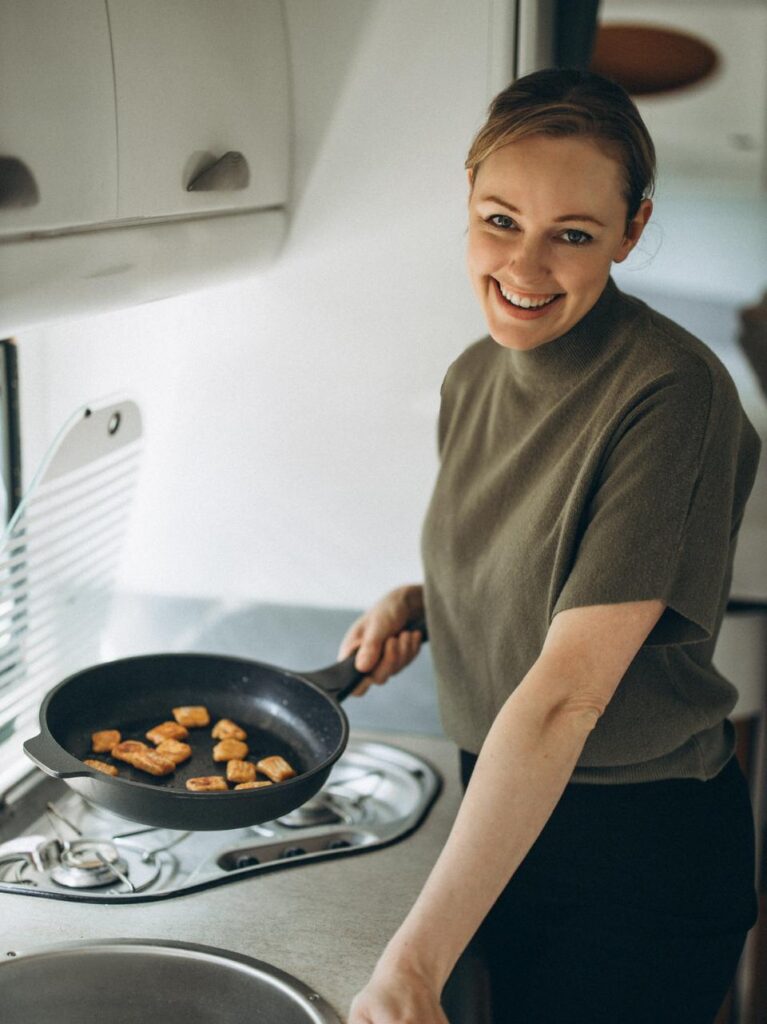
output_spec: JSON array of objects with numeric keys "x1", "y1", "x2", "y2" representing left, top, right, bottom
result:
[{"x1": 33, "y1": 650, "x2": 350, "y2": 796}]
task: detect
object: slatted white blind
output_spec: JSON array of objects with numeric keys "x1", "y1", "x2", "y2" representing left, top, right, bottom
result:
[{"x1": 0, "y1": 399, "x2": 142, "y2": 794}]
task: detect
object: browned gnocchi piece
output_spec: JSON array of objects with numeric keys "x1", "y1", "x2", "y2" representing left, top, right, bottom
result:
[
  {"x1": 185, "y1": 776, "x2": 228, "y2": 792},
  {"x1": 91, "y1": 729, "x2": 121, "y2": 753},
  {"x1": 84, "y1": 759, "x2": 119, "y2": 777},
  {"x1": 130, "y1": 749, "x2": 176, "y2": 776},
  {"x1": 172, "y1": 705, "x2": 210, "y2": 728},
  {"x1": 156, "y1": 738, "x2": 192, "y2": 765},
  {"x1": 234, "y1": 780, "x2": 273, "y2": 790},
  {"x1": 226, "y1": 759, "x2": 256, "y2": 784},
  {"x1": 111, "y1": 740, "x2": 151, "y2": 764},
  {"x1": 212, "y1": 739, "x2": 249, "y2": 763},
  {"x1": 256, "y1": 755, "x2": 296, "y2": 782},
  {"x1": 211, "y1": 718, "x2": 247, "y2": 741},
  {"x1": 146, "y1": 721, "x2": 189, "y2": 744}
]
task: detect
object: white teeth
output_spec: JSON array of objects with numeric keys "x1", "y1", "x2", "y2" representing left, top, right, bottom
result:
[{"x1": 498, "y1": 283, "x2": 559, "y2": 309}]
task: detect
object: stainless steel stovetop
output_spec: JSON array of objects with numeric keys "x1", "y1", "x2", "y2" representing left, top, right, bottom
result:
[{"x1": 0, "y1": 740, "x2": 440, "y2": 903}]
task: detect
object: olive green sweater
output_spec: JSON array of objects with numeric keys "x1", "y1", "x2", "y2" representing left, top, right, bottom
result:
[{"x1": 421, "y1": 278, "x2": 761, "y2": 783}]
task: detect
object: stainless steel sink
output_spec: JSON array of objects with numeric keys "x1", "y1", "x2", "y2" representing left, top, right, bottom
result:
[{"x1": 0, "y1": 939, "x2": 342, "y2": 1023}]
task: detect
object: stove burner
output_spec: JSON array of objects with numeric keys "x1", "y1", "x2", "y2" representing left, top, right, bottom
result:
[
  {"x1": 0, "y1": 741, "x2": 441, "y2": 902},
  {"x1": 51, "y1": 840, "x2": 128, "y2": 890},
  {"x1": 276, "y1": 792, "x2": 344, "y2": 829},
  {"x1": 276, "y1": 768, "x2": 387, "y2": 829}
]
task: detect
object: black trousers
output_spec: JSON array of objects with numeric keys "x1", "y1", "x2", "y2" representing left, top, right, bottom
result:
[{"x1": 460, "y1": 751, "x2": 758, "y2": 1024}]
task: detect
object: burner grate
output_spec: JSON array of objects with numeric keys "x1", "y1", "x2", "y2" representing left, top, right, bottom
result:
[{"x1": 0, "y1": 741, "x2": 440, "y2": 903}]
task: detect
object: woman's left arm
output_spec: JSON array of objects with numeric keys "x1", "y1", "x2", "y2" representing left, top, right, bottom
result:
[{"x1": 348, "y1": 598, "x2": 665, "y2": 1024}]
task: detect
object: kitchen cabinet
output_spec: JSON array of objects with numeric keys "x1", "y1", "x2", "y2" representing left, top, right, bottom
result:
[
  {"x1": 107, "y1": 0, "x2": 290, "y2": 220},
  {"x1": 0, "y1": 0, "x2": 290, "y2": 334},
  {"x1": 0, "y1": 0, "x2": 117, "y2": 233}
]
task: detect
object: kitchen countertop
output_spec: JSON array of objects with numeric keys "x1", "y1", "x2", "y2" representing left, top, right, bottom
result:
[{"x1": 0, "y1": 730, "x2": 461, "y2": 1021}]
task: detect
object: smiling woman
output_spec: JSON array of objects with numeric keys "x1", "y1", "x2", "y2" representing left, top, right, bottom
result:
[
  {"x1": 466, "y1": 134, "x2": 652, "y2": 348},
  {"x1": 343, "y1": 68, "x2": 761, "y2": 1024},
  {"x1": 463, "y1": 70, "x2": 654, "y2": 353}
]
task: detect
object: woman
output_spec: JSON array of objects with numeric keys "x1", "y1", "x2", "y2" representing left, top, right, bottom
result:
[{"x1": 342, "y1": 69, "x2": 761, "y2": 1024}]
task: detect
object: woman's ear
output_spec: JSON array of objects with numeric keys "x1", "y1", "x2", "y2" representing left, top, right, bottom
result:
[{"x1": 613, "y1": 198, "x2": 653, "y2": 263}]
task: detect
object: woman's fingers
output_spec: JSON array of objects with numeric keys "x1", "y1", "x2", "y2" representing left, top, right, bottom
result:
[
  {"x1": 356, "y1": 632, "x2": 386, "y2": 674},
  {"x1": 340, "y1": 584, "x2": 426, "y2": 698},
  {"x1": 388, "y1": 629, "x2": 422, "y2": 677},
  {"x1": 349, "y1": 630, "x2": 423, "y2": 697},
  {"x1": 368, "y1": 635, "x2": 397, "y2": 684},
  {"x1": 360, "y1": 630, "x2": 423, "y2": 690},
  {"x1": 405, "y1": 629, "x2": 423, "y2": 663},
  {"x1": 339, "y1": 618, "x2": 389, "y2": 677},
  {"x1": 338, "y1": 618, "x2": 366, "y2": 661}
]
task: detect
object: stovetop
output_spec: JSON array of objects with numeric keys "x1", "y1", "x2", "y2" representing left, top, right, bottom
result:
[{"x1": 0, "y1": 741, "x2": 440, "y2": 903}]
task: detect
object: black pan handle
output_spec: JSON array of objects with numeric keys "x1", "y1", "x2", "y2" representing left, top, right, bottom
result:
[
  {"x1": 300, "y1": 615, "x2": 428, "y2": 703},
  {"x1": 24, "y1": 732, "x2": 92, "y2": 780}
]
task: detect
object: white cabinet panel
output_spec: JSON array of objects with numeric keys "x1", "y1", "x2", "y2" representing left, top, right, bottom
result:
[
  {"x1": 108, "y1": 0, "x2": 290, "y2": 220},
  {"x1": 0, "y1": 209, "x2": 287, "y2": 334},
  {"x1": 0, "y1": 0, "x2": 117, "y2": 234}
]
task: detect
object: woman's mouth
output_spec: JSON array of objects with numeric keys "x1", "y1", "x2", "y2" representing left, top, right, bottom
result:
[{"x1": 493, "y1": 279, "x2": 564, "y2": 319}]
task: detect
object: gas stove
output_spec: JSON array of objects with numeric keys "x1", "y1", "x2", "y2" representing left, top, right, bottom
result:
[{"x1": 0, "y1": 740, "x2": 440, "y2": 903}]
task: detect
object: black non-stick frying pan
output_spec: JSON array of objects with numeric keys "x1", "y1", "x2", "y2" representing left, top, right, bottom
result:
[{"x1": 24, "y1": 620, "x2": 426, "y2": 831}]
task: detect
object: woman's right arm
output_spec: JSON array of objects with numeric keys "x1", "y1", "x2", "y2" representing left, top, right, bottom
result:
[
  {"x1": 338, "y1": 584, "x2": 425, "y2": 696},
  {"x1": 347, "y1": 598, "x2": 666, "y2": 1024}
]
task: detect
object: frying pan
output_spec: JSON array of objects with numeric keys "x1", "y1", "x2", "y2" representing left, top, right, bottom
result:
[{"x1": 24, "y1": 620, "x2": 426, "y2": 831}]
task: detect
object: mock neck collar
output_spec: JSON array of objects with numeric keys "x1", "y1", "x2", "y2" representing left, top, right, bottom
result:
[{"x1": 505, "y1": 277, "x2": 622, "y2": 394}]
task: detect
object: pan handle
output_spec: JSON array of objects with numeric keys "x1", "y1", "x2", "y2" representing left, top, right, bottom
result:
[
  {"x1": 24, "y1": 733, "x2": 92, "y2": 780},
  {"x1": 300, "y1": 615, "x2": 428, "y2": 703}
]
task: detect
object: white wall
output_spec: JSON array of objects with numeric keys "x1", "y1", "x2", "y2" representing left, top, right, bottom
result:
[
  {"x1": 15, "y1": 1, "x2": 497, "y2": 608},
  {"x1": 611, "y1": 188, "x2": 767, "y2": 308}
]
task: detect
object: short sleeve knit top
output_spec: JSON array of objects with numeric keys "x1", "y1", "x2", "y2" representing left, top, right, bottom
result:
[{"x1": 421, "y1": 277, "x2": 761, "y2": 783}]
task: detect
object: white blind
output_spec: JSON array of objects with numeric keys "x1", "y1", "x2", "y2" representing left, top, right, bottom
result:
[{"x1": 0, "y1": 399, "x2": 142, "y2": 794}]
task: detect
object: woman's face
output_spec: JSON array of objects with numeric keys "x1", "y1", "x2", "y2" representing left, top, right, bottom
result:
[{"x1": 466, "y1": 135, "x2": 652, "y2": 351}]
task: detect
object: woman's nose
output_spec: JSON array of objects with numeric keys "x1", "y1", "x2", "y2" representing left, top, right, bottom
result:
[{"x1": 507, "y1": 236, "x2": 548, "y2": 278}]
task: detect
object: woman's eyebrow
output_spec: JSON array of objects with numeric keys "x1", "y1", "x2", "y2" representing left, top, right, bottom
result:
[
  {"x1": 479, "y1": 195, "x2": 520, "y2": 212},
  {"x1": 554, "y1": 212, "x2": 605, "y2": 227},
  {"x1": 479, "y1": 194, "x2": 605, "y2": 228}
]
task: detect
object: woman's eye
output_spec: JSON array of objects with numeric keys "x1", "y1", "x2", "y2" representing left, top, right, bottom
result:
[
  {"x1": 561, "y1": 228, "x2": 592, "y2": 246},
  {"x1": 487, "y1": 214, "x2": 515, "y2": 229}
]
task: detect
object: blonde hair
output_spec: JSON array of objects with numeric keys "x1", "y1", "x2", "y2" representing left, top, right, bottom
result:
[{"x1": 466, "y1": 69, "x2": 656, "y2": 223}]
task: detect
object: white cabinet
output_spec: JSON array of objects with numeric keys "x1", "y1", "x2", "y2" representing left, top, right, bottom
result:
[
  {"x1": 0, "y1": 0, "x2": 291, "y2": 332},
  {"x1": 0, "y1": 0, "x2": 117, "y2": 233},
  {"x1": 108, "y1": 0, "x2": 290, "y2": 220}
]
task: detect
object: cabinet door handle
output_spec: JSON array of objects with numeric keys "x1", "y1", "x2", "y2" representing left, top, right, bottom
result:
[
  {"x1": 0, "y1": 157, "x2": 40, "y2": 209},
  {"x1": 187, "y1": 151, "x2": 250, "y2": 192}
]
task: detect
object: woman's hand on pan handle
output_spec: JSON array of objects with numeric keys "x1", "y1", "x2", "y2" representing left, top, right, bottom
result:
[{"x1": 338, "y1": 584, "x2": 425, "y2": 696}]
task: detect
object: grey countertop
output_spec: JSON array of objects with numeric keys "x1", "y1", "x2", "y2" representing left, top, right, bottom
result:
[{"x1": 0, "y1": 730, "x2": 461, "y2": 1022}]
